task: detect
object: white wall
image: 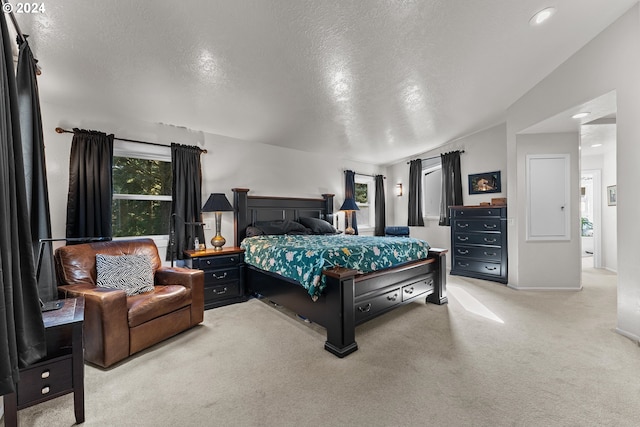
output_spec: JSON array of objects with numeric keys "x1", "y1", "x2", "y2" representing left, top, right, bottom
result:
[
  {"x1": 385, "y1": 122, "x2": 507, "y2": 258},
  {"x1": 40, "y1": 102, "x2": 383, "y2": 259},
  {"x1": 515, "y1": 133, "x2": 581, "y2": 290},
  {"x1": 506, "y1": 5, "x2": 640, "y2": 341},
  {"x1": 601, "y1": 148, "x2": 618, "y2": 272}
]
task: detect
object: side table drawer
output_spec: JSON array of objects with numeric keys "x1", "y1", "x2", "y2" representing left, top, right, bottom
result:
[
  {"x1": 203, "y1": 267, "x2": 239, "y2": 285},
  {"x1": 17, "y1": 357, "x2": 73, "y2": 406},
  {"x1": 193, "y1": 254, "x2": 242, "y2": 269},
  {"x1": 205, "y1": 280, "x2": 242, "y2": 304}
]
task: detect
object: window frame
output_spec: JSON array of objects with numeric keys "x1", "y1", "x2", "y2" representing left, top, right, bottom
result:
[{"x1": 112, "y1": 144, "x2": 172, "y2": 240}]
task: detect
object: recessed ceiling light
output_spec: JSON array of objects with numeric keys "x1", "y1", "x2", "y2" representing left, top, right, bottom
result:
[
  {"x1": 572, "y1": 112, "x2": 590, "y2": 119},
  {"x1": 529, "y1": 7, "x2": 557, "y2": 26},
  {"x1": 591, "y1": 143, "x2": 602, "y2": 148}
]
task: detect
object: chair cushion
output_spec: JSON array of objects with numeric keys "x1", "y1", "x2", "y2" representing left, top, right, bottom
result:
[
  {"x1": 96, "y1": 254, "x2": 155, "y2": 296},
  {"x1": 127, "y1": 285, "x2": 191, "y2": 328}
]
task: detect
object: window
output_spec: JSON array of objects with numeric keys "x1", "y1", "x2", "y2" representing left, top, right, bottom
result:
[
  {"x1": 112, "y1": 156, "x2": 172, "y2": 237},
  {"x1": 354, "y1": 176, "x2": 375, "y2": 229},
  {"x1": 422, "y1": 159, "x2": 442, "y2": 219}
]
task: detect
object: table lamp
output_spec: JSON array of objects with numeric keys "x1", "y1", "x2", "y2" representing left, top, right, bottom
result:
[
  {"x1": 202, "y1": 193, "x2": 234, "y2": 251},
  {"x1": 339, "y1": 198, "x2": 360, "y2": 235}
]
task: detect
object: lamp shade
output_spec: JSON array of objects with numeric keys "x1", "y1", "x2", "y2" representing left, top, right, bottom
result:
[
  {"x1": 202, "y1": 193, "x2": 233, "y2": 212},
  {"x1": 339, "y1": 198, "x2": 360, "y2": 211}
]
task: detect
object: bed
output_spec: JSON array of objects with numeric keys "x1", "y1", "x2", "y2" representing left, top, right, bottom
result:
[{"x1": 232, "y1": 188, "x2": 448, "y2": 357}]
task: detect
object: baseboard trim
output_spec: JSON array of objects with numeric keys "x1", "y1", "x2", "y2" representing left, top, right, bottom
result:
[
  {"x1": 507, "y1": 284, "x2": 583, "y2": 291},
  {"x1": 615, "y1": 327, "x2": 640, "y2": 345}
]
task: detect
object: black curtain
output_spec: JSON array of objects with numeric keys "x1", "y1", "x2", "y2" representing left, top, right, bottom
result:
[
  {"x1": 16, "y1": 36, "x2": 55, "y2": 302},
  {"x1": 1, "y1": 15, "x2": 46, "y2": 396},
  {"x1": 408, "y1": 159, "x2": 424, "y2": 226},
  {"x1": 167, "y1": 143, "x2": 204, "y2": 261},
  {"x1": 65, "y1": 129, "x2": 114, "y2": 240},
  {"x1": 374, "y1": 174, "x2": 385, "y2": 236},
  {"x1": 439, "y1": 150, "x2": 463, "y2": 226},
  {"x1": 344, "y1": 170, "x2": 358, "y2": 234}
]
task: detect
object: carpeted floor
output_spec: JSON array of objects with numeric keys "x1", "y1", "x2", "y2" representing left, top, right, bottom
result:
[{"x1": 8, "y1": 266, "x2": 640, "y2": 427}]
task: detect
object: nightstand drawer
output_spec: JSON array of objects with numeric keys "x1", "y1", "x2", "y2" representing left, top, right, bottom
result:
[
  {"x1": 17, "y1": 356, "x2": 73, "y2": 406},
  {"x1": 453, "y1": 207, "x2": 503, "y2": 218},
  {"x1": 205, "y1": 280, "x2": 242, "y2": 302},
  {"x1": 203, "y1": 267, "x2": 239, "y2": 285},
  {"x1": 194, "y1": 253, "x2": 242, "y2": 269}
]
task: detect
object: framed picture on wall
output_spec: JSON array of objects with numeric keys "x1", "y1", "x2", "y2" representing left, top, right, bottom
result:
[
  {"x1": 468, "y1": 171, "x2": 501, "y2": 195},
  {"x1": 607, "y1": 185, "x2": 617, "y2": 206}
]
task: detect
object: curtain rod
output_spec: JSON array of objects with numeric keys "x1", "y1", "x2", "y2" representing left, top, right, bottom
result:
[
  {"x1": 407, "y1": 149, "x2": 465, "y2": 164},
  {"x1": 4, "y1": 1, "x2": 42, "y2": 75},
  {"x1": 55, "y1": 127, "x2": 208, "y2": 153},
  {"x1": 344, "y1": 170, "x2": 386, "y2": 179}
]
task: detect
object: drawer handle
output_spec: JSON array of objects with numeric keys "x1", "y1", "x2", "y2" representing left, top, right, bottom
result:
[
  {"x1": 212, "y1": 272, "x2": 227, "y2": 280},
  {"x1": 41, "y1": 386, "x2": 50, "y2": 395},
  {"x1": 457, "y1": 223, "x2": 469, "y2": 228},
  {"x1": 230, "y1": 257, "x2": 236, "y2": 262},
  {"x1": 404, "y1": 287, "x2": 414, "y2": 295},
  {"x1": 458, "y1": 262, "x2": 469, "y2": 267},
  {"x1": 358, "y1": 303, "x2": 372, "y2": 313},
  {"x1": 387, "y1": 293, "x2": 398, "y2": 301},
  {"x1": 206, "y1": 260, "x2": 212, "y2": 265},
  {"x1": 485, "y1": 266, "x2": 497, "y2": 271},
  {"x1": 483, "y1": 224, "x2": 497, "y2": 229},
  {"x1": 458, "y1": 249, "x2": 469, "y2": 255},
  {"x1": 457, "y1": 236, "x2": 469, "y2": 242},
  {"x1": 427, "y1": 280, "x2": 433, "y2": 286},
  {"x1": 483, "y1": 238, "x2": 497, "y2": 243},
  {"x1": 484, "y1": 252, "x2": 497, "y2": 256},
  {"x1": 213, "y1": 287, "x2": 228, "y2": 295},
  {"x1": 41, "y1": 370, "x2": 50, "y2": 379}
]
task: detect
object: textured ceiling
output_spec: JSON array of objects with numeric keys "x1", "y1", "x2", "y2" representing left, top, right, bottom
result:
[{"x1": 17, "y1": 0, "x2": 637, "y2": 165}]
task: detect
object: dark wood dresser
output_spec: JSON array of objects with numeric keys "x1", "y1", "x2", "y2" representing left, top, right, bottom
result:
[
  {"x1": 450, "y1": 205, "x2": 507, "y2": 284},
  {"x1": 183, "y1": 247, "x2": 247, "y2": 309},
  {"x1": 3, "y1": 297, "x2": 85, "y2": 426}
]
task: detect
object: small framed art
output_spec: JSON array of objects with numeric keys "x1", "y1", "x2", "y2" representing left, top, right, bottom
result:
[
  {"x1": 607, "y1": 185, "x2": 617, "y2": 206},
  {"x1": 468, "y1": 171, "x2": 501, "y2": 195}
]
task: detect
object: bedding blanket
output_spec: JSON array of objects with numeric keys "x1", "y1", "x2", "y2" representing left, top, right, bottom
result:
[{"x1": 241, "y1": 235, "x2": 430, "y2": 300}]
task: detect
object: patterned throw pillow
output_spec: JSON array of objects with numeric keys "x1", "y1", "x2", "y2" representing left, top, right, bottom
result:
[{"x1": 96, "y1": 254, "x2": 155, "y2": 296}]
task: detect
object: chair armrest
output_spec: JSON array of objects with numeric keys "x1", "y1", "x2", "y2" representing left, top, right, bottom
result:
[
  {"x1": 57, "y1": 284, "x2": 130, "y2": 368},
  {"x1": 155, "y1": 267, "x2": 205, "y2": 325}
]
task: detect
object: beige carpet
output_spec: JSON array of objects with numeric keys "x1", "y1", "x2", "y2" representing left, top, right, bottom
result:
[{"x1": 9, "y1": 266, "x2": 640, "y2": 427}]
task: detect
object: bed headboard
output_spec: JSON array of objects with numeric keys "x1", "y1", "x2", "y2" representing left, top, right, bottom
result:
[{"x1": 232, "y1": 188, "x2": 334, "y2": 245}]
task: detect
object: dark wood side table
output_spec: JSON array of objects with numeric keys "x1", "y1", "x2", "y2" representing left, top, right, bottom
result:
[
  {"x1": 3, "y1": 297, "x2": 85, "y2": 426},
  {"x1": 183, "y1": 247, "x2": 246, "y2": 310}
]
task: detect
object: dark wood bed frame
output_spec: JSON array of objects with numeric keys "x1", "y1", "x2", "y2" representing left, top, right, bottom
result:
[{"x1": 233, "y1": 188, "x2": 447, "y2": 357}]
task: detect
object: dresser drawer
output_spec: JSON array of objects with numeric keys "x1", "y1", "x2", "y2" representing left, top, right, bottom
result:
[
  {"x1": 203, "y1": 267, "x2": 239, "y2": 285},
  {"x1": 452, "y1": 207, "x2": 503, "y2": 218},
  {"x1": 453, "y1": 245, "x2": 502, "y2": 262},
  {"x1": 192, "y1": 253, "x2": 242, "y2": 269},
  {"x1": 355, "y1": 287, "x2": 401, "y2": 323},
  {"x1": 17, "y1": 357, "x2": 73, "y2": 406},
  {"x1": 453, "y1": 218, "x2": 502, "y2": 232},
  {"x1": 453, "y1": 232, "x2": 502, "y2": 246},
  {"x1": 205, "y1": 280, "x2": 242, "y2": 303},
  {"x1": 453, "y1": 259, "x2": 502, "y2": 277},
  {"x1": 401, "y1": 275, "x2": 434, "y2": 302}
]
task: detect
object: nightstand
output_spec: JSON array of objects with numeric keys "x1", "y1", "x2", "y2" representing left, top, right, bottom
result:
[
  {"x1": 183, "y1": 247, "x2": 246, "y2": 310},
  {"x1": 3, "y1": 297, "x2": 85, "y2": 427}
]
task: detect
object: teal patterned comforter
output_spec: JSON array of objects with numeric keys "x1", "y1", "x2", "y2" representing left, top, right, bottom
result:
[{"x1": 241, "y1": 235, "x2": 430, "y2": 300}]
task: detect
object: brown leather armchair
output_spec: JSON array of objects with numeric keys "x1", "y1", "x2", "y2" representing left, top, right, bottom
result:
[{"x1": 54, "y1": 238, "x2": 204, "y2": 368}]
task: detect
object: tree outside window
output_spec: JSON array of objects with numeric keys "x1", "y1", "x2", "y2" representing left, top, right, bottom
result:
[{"x1": 112, "y1": 156, "x2": 172, "y2": 237}]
